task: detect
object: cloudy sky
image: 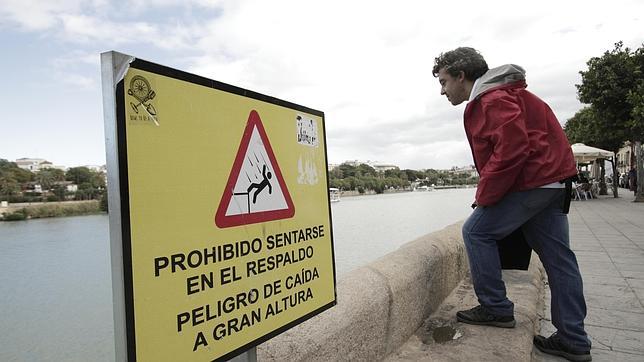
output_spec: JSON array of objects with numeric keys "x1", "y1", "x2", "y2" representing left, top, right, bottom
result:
[{"x1": 1, "y1": 0, "x2": 642, "y2": 170}]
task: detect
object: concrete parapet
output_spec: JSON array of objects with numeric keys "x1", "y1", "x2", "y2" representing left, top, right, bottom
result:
[{"x1": 257, "y1": 222, "x2": 469, "y2": 361}]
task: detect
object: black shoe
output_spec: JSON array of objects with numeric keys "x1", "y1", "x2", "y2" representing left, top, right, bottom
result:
[
  {"x1": 533, "y1": 332, "x2": 591, "y2": 362},
  {"x1": 456, "y1": 305, "x2": 516, "y2": 328}
]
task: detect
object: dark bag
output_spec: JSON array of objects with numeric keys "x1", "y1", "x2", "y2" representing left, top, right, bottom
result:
[{"x1": 497, "y1": 228, "x2": 532, "y2": 270}]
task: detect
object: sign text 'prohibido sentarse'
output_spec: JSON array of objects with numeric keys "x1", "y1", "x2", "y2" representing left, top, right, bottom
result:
[{"x1": 101, "y1": 51, "x2": 336, "y2": 362}]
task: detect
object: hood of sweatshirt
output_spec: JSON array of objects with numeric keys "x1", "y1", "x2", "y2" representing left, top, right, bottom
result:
[{"x1": 470, "y1": 64, "x2": 526, "y2": 101}]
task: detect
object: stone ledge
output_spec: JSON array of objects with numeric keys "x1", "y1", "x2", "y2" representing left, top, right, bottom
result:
[
  {"x1": 385, "y1": 254, "x2": 545, "y2": 362},
  {"x1": 257, "y1": 222, "x2": 469, "y2": 361}
]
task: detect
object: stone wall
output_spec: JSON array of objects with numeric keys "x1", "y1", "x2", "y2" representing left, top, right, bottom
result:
[{"x1": 257, "y1": 222, "x2": 468, "y2": 361}]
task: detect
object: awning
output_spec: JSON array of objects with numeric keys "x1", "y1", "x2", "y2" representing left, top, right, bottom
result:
[{"x1": 571, "y1": 143, "x2": 614, "y2": 163}]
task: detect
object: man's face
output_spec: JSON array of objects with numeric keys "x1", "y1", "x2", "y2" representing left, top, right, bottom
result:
[{"x1": 438, "y1": 68, "x2": 468, "y2": 105}]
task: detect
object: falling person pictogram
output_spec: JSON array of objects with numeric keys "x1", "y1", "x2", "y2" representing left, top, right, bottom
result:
[
  {"x1": 233, "y1": 163, "x2": 274, "y2": 214},
  {"x1": 247, "y1": 164, "x2": 272, "y2": 204},
  {"x1": 215, "y1": 109, "x2": 295, "y2": 228}
]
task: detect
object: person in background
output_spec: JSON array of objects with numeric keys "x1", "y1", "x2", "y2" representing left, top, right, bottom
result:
[
  {"x1": 433, "y1": 47, "x2": 591, "y2": 361},
  {"x1": 629, "y1": 167, "x2": 638, "y2": 196}
]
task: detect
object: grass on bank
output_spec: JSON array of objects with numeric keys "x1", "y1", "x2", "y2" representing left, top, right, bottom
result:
[{"x1": 0, "y1": 201, "x2": 102, "y2": 221}]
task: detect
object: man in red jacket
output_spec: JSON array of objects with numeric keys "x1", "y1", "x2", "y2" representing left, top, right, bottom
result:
[{"x1": 433, "y1": 47, "x2": 591, "y2": 362}]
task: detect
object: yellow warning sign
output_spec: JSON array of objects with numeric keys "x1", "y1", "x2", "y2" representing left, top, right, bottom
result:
[{"x1": 110, "y1": 57, "x2": 336, "y2": 361}]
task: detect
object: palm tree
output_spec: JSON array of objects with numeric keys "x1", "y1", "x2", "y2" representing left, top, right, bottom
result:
[{"x1": 35, "y1": 168, "x2": 65, "y2": 192}]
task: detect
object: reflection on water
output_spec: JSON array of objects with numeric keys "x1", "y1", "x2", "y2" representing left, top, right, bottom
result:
[{"x1": 0, "y1": 188, "x2": 475, "y2": 361}]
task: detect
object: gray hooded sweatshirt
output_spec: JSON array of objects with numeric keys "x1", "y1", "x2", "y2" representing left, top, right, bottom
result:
[{"x1": 469, "y1": 64, "x2": 526, "y2": 102}]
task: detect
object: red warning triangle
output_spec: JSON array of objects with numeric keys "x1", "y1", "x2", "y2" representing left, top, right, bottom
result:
[{"x1": 215, "y1": 110, "x2": 295, "y2": 228}]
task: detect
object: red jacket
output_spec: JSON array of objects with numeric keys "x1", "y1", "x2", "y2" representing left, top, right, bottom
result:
[{"x1": 464, "y1": 81, "x2": 577, "y2": 206}]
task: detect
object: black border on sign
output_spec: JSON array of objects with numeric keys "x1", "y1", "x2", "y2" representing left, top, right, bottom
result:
[
  {"x1": 115, "y1": 79, "x2": 138, "y2": 362},
  {"x1": 115, "y1": 56, "x2": 338, "y2": 362}
]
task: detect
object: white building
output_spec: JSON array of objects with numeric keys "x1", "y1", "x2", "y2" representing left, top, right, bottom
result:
[
  {"x1": 369, "y1": 162, "x2": 399, "y2": 173},
  {"x1": 14, "y1": 158, "x2": 66, "y2": 172},
  {"x1": 616, "y1": 141, "x2": 643, "y2": 175},
  {"x1": 15, "y1": 158, "x2": 48, "y2": 171},
  {"x1": 450, "y1": 165, "x2": 478, "y2": 178},
  {"x1": 340, "y1": 160, "x2": 399, "y2": 172}
]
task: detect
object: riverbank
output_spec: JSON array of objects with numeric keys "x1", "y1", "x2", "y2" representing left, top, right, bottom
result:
[
  {"x1": 339, "y1": 185, "x2": 475, "y2": 198},
  {"x1": 0, "y1": 200, "x2": 103, "y2": 221}
]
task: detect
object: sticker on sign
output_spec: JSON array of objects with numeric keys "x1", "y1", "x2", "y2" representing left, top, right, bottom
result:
[{"x1": 296, "y1": 115, "x2": 318, "y2": 147}]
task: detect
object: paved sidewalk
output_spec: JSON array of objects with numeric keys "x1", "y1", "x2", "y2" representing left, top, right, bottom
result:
[{"x1": 534, "y1": 192, "x2": 644, "y2": 361}]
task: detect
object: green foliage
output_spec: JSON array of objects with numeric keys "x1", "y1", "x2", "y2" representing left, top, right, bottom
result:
[
  {"x1": 576, "y1": 41, "x2": 644, "y2": 144},
  {"x1": 0, "y1": 159, "x2": 33, "y2": 197},
  {"x1": 328, "y1": 162, "x2": 477, "y2": 193},
  {"x1": 2, "y1": 208, "x2": 28, "y2": 221},
  {"x1": 564, "y1": 107, "x2": 625, "y2": 152},
  {"x1": 403, "y1": 169, "x2": 423, "y2": 182},
  {"x1": 24, "y1": 201, "x2": 101, "y2": 218},
  {"x1": 65, "y1": 167, "x2": 105, "y2": 200},
  {"x1": 35, "y1": 168, "x2": 66, "y2": 191},
  {"x1": 51, "y1": 184, "x2": 67, "y2": 200},
  {"x1": 0, "y1": 176, "x2": 20, "y2": 197},
  {"x1": 100, "y1": 192, "x2": 109, "y2": 212},
  {"x1": 0, "y1": 159, "x2": 33, "y2": 184},
  {"x1": 0, "y1": 201, "x2": 101, "y2": 221},
  {"x1": 66, "y1": 167, "x2": 105, "y2": 189}
]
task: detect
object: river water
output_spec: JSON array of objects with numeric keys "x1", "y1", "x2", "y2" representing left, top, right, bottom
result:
[{"x1": 0, "y1": 188, "x2": 475, "y2": 361}]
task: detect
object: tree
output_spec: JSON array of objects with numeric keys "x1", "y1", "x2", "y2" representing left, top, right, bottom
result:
[
  {"x1": 356, "y1": 163, "x2": 377, "y2": 177},
  {"x1": 564, "y1": 107, "x2": 621, "y2": 197},
  {"x1": 51, "y1": 184, "x2": 67, "y2": 201},
  {"x1": 66, "y1": 167, "x2": 94, "y2": 185},
  {"x1": 565, "y1": 107, "x2": 624, "y2": 152},
  {"x1": 100, "y1": 191, "x2": 109, "y2": 212},
  {"x1": 577, "y1": 42, "x2": 644, "y2": 140},
  {"x1": 329, "y1": 167, "x2": 343, "y2": 179},
  {"x1": 0, "y1": 159, "x2": 33, "y2": 184},
  {"x1": 0, "y1": 159, "x2": 34, "y2": 197},
  {"x1": 64, "y1": 167, "x2": 106, "y2": 200},
  {"x1": 338, "y1": 164, "x2": 357, "y2": 178},
  {"x1": 35, "y1": 168, "x2": 65, "y2": 191},
  {"x1": 0, "y1": 176, "x2": 20, "y2": 197},
  {"x1": 402, "y1": 169, "x2": 422, "y2": 182},
  {"x1": 575, "y1": 41, "x2": 644, "y2": 200}
]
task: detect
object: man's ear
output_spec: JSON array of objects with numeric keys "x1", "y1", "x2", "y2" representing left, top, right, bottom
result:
[{"x1": 457, "y1": 71, "x2": 466, "y2": 82}]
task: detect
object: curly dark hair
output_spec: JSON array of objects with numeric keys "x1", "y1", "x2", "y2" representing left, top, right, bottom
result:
[{"x1": 432, "y1": 47, "x2": 488, "y2": 81}]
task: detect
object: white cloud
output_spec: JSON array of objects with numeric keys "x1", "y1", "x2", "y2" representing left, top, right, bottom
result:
[
  {"x1": 0, "y1": 0, "x2": 80, "y2": 30},
  {"x1": 1, "y1": 0, "x2": 643, "y2": 169}
]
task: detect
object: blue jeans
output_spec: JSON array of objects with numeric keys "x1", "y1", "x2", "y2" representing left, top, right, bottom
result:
[{"x1": 462, "y1": 188, "x2": 591, "y2": 350}]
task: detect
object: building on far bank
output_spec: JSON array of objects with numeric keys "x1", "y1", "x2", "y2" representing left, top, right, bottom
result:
[
  {"x1": 15, "y1": 158, "x2": 47, "y2": 171},
  {"x1": 340, "y1": 160, "x2": 399, "y2": 173},
  {"x1": 449, "y1": 165, "x2": 478, "y2": 178},
  {"x1": 370, "y1": 162, "x2": 399, "y2": 173},
  {"x1": 14, "y1": 158, "x2": 66, "y2": 172}
]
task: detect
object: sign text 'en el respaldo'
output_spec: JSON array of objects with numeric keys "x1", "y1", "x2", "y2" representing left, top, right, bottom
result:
[{"x1": 101, "y1": 51, "x2": 337, "y2": 362}]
